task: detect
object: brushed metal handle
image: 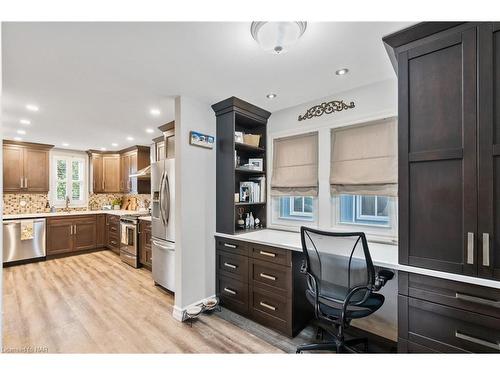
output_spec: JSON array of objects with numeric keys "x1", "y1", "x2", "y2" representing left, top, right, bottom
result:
[
  {"x1": 70, "y1": 225, "x2": 73, "y2": 235},
  {"x1": 483, "y1": 233, "x2": 490, "y2": 267},
  {"x1": 25, "y1": 177, "x2": 28, "y2": 188},
  {"x1": 259, "y1": 250, "x2": 276, "y2": 258},
  {"x1": 456, "y1": 292, "x2": 500, "y2": 308},
  {"x1": 259, "y1": 301, "x2": 276, "y2": 311},
  {"x1": 20, "y1": 177, "x2": 24, "y2": 188},
  {"x1": 224, "y1": 262, "x2": 237, "y2": 269},
  {"x1": 223, "y1": 287, "x2": 236, "y2": 295},
  {"x1": 224, "y1": 243, "x2": 237, "y2": 249},
  {"x1": 467, "y1": 232, "x2": 474, "y2": 264},
  {"x1": 455, "y1": 331, "x2": 500, "y2": 351},
  {"x1": 259, "y1": 273, "x2": 277, "y2": 281},
  {"x1": 74, "y1": 225, "x2": 77, "y2": 234}
]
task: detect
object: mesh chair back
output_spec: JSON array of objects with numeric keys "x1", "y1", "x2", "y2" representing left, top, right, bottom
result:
[{"x1": 300, "y1": 227, "x2": 375, "y2": 305}]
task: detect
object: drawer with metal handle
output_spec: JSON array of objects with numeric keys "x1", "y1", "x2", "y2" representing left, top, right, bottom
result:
[
  {"x1": 217, "y1": 275, "x2": 248, "y2": 315},
  {"x1": 250, "y1": 259, "x2": 290, "y2": 292},
  {"x1": 250, "y1": 244, "x2": 291, "y2": 266},
  {"x1": 216, "y1": 250, "x2": 248, "y2": 282},
  {"x1": 399, "y1": 271, "x2": 500, "y2": 319},
  {"x1": 403, "y1": 296, "x2": 500, "y2": 353},
  {"x1": 250, "y1": 286, "x2": 289, "y2": 334},
  {"x1": 215, "y1": 237, "x2": 248, "y2": 256}
]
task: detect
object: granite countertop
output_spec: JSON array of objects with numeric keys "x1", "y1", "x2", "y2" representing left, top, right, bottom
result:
[
  {"x1": 215, "y1": 229, "x2": 500, "y2": 290},
  {"x1": 3, "y1": 209, "x2": 150, "y2": 220},
  {"x1": 138, "y1": 216, "x2": 151, "y2": 222}
]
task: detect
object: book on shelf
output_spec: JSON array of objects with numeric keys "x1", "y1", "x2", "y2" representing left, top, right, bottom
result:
[{"x1": 239, "y1": 176, "x2": 266, "y2": 204}]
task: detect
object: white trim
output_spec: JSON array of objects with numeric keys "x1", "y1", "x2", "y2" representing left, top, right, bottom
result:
[{"x1": 172, "y1": 294, "x2": 217, "y2": 322}]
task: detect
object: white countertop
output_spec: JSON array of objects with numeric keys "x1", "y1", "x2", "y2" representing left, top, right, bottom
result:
[
  {"x1": 138, "y1": 216, "x2": 152, "y2": 222},
  {"x1": 3, "y1": 209, "x2": 149, "y2": 220},
  {"x1": 215, "y1": 229, "x2": 500, "y2": 289}
]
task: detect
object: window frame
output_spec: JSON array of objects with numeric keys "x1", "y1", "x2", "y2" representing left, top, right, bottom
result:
[{"x1": 50, "y1": 150, "x2": 88, "y2": 208}]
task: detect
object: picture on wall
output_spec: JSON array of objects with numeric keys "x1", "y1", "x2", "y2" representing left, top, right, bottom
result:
[{"x1": 190, "y1": 131, "x2": 215, "y2": 149}]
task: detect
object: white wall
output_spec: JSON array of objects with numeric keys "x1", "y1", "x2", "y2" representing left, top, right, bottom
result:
[
  {"x1": 267, "y1": 78, "x2": 399, "y2": 340},
  {"x1": 173, "y1": 96, "x2": 216, "y2": 317}
]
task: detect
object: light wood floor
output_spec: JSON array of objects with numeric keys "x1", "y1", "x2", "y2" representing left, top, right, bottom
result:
[{"x1": 2, "y1": 250, "x2": 283, "y2": 353}]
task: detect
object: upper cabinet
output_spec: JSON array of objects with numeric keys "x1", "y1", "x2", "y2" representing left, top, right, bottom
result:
[
  {"x1": 90, "y1": 145, "x2": 151, "y2": 194},
  {"x1": 3, "y1": 140, "x2": 53, "y2": 193},
  {"x1": 384, "y1": 22, "x2": 500, "y2": 280},
  {"x1": 153, "y1": 121, "x2": 175, "y2": 162}
]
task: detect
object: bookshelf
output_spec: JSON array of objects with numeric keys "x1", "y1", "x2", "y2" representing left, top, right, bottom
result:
[{"x1": 212, "y1": 97, "x2": 271, "y2": 235}]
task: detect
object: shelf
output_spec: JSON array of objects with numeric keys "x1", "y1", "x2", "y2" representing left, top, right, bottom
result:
[
  {"x1": 235, "y1": 142, "x2": 265, "y2": 153},
  {"x1": 235, "y1": 202, "x2": 266, "y2": 206},
  {"x1": 234, "y1": 227, "x2": 266, "y2": 235},
  {"x1": 235, "y1": 167, "x2": 265, "y2": 174}
]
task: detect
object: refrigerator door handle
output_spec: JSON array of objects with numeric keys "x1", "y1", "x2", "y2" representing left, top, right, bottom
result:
[
  {"x1": 164, "y1": 173, "x2": 170, "y2": 224},
  {"x1": 158, "y1": 171, "x2": 166, "y2": 225},
  {"x1": 152, "y1": 239, "x2": 175, "y2": 251}
]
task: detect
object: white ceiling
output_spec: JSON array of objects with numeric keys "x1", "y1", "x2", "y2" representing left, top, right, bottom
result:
[{"x1": 2, "y1": 22, "x2": 412, "y2": 151}]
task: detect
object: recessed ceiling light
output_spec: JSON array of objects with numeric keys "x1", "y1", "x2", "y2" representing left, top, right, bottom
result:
[
  {"x1": 111, "y1": 142, "x2": 119, "y2": 147},
  {"x1": 126, "y1": 136, "x2": 134, "y2": 141},
  {"x1": 100, "y1": 147, "x2": 106, "y2": 151},
  {"x1": 16, "y1": 129, "x2": 27, "y2": 135},
  {"x1": 14, "y1": 137, "x2": 22, "y2": 141},
  {"x1": 19, "y1": 119, "x2": 31, "y2": 125},
  {"x1": 150, "y1": 108, "x2": 161, "y2": 116},
  {"x1": 145, "y1": 128, "x2": 154, "y2": 134},
  {"x1": 26, "y1": 104, "x2": 39, "y2": 112},
  {"x1": 335, "y1": 68, "x2": 349, "y2": 76},
  {"x1": 266, "y1": 93, "x2": 277, "y2": 99},
  {"x1": 62, "y1": 142, "x2": 69, "y2": 147}
]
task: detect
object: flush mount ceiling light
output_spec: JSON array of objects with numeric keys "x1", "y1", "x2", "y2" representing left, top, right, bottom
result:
[
  {"x1": 335, "y1": 68, "x2": 349, "y2": 76},
  {"x1": 251, "y1": 21, "x2": 307, "y2": 54},
  {"x1": 26, "y1": 104, "x2": 39, "y2": 112},
  {"x1": 19, "y1": 119, "x2": 31, "y2": 125},
  {"x1": 266, "y1": 93, "x2": 277, "y2": 99},
  {"x1": 150, "y1": 108, "x2": 161, "y2": 116}
]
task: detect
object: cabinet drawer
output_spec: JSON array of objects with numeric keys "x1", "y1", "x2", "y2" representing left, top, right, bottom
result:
[
  {"x1": 403, "y1": 296, "x2": 500, "y2": 353},
  {"x1": 108, "y1": 233, "x2": 120, "y2": 251},
  {"x1": 109, "y1": 224, "x2": 120, "y2": 235},
  {"x1": 250, "y1": 259, "x2": 290, "y2": 293},
  {"x1": 107, "y1": 214, "x2": 120, "y2": 225},
  {"x1": 217, "y1": 275, "x2": 248, "y2": 315},
  {"x1": 250, "y1": 244, "x2": 291, "y2": 266},
  {"x1": 216, "y1": 250, "x2": 248, "y2": 282},
  {"x1": 215, "y1": 237, "x2": 248, "y2": 256},
  {"x1": 250, "y1": 286, "x2": 290, "y2": 335},
  {"x1": 400, "y1": 272, "x2": 500, "y2": 319}
]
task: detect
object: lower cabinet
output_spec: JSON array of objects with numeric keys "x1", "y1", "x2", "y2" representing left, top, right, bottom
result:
[
  {"x1": 139, "y1": 220, "x2": 152, "y2": 270},
  {"x1": 105, "y1": 214, "x2": 121, "y2": 254},
  {"x1": 47, "y1": 215, "x2": 97, "y2": 256},
  {"x1": 96, "y1": 214, "x2": 106, "y2": 248},
  {"x1": 398, "y1": 271, "x2": 500, "y2": 353},
  {"x1": 215, "y1": 236, "x2": 312, "y2": 337}
]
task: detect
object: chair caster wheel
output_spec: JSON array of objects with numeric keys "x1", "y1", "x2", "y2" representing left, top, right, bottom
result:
[{"x1": 296, "y1": 349, "x2": 302, "y2": 354}]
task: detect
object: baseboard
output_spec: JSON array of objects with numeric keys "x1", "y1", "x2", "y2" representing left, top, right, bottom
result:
[{"x1": 172, "y1": 294, "x2": 216, "y2": 322}]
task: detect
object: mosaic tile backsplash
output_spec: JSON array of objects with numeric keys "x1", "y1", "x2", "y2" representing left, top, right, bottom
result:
[{"x1": 3, "y1": 193, "x2": 151, "y2": 215}]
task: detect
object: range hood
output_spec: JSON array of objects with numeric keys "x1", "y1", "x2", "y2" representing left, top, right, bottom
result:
[{"x1": 129, "y1": 165, "x2": 151, "y2": 179}]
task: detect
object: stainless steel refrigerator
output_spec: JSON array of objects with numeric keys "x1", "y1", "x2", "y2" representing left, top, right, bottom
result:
[{"x1": 151, "y1": 159, "x2": 175, "y2": 292}]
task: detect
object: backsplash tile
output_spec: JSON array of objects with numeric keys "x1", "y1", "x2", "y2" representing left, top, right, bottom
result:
[{"x1": 3, "y1": 193, "x2": 151, "y2": 215}]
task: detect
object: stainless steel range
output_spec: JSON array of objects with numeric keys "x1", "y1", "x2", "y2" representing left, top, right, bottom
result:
[{"x1": 119, "y1": 213, "x2": 145, "y2": 268}]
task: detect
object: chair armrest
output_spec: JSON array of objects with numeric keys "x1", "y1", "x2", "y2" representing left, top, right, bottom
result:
[{"x1": 373, "y1": 269, "x2": 394, "y2": 291}]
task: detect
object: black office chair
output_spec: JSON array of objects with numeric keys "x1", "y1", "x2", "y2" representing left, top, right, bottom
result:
[{"x1": 296, "y1": 227, "x2": 394, "y2": 354}]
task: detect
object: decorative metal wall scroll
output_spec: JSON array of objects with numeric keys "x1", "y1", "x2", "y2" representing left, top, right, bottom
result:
[{"x1": 297, "y1": 100, "x2": 355, "y2": 121}]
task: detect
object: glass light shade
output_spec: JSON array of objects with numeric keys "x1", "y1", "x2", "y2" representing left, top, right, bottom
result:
[{"x1": 251, "y1": 22, "x2": 307, "y2": 54}]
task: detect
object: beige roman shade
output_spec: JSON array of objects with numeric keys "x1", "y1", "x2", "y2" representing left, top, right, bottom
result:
[
  {"x1": 330, "y1": 117, "x2": 397, "y2": 196},
  {"x1": 271, "y1": 132, "x2": 318, "y2": 196}
]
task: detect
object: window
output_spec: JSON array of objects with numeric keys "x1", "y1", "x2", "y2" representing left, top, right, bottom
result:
[
  {"x1": 280, "y1": 196, "x2": 314, "y2": 220},
  {"x1": 339, "y1": 195, "x2": 390, "y2": 226},
  {"x1": 51, "y1": 152, "x2": 87, "y2": 207}
]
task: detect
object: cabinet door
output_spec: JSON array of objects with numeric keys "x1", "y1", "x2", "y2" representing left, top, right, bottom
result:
[
  {"x1": 398, "y1": 27, "x2": 477, "y2": 275},
  {"x1": 478, "y1": 23, "x2": 500, "y2": 280},
  {"x1": 3, "y1": 145, "x2": 24, "y2": 192},
  {"x1": 165, "y1": 129, "x2": 175, "y2": 159},
  {"x1": 102, "y1": 156, "x2": 121, "y2": 192},
  {"x1": 47, "y1": 219, "x2": 74, "y2": 255},
  {"x1": 129, "y1": 152, "x2": 137, "y2": 193},
  {"x1": 120, "y1": 154, "x2": 130, "y2": 193},
  {"x1": 96, "y1": 214, "x2": 106, "y2": 248},
  {"x1": 73, "y1": 218, "x2": 97, "y2": 251},
  {"x1": 139, "y1": 221, "x2": 152, "y2": 268},
  {"x1": 24, "y1": 148, "x2": 49, "y2": 192},
  {"x1": 92, "y1": 155, "x2": 104, "y2": 193}
]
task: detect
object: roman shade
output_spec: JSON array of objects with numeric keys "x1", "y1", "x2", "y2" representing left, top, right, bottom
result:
[
  {"x1": 330, "y1": 117, "x2": 397, "y2": 196},
  {"x1": 271, "y1": 132, "x2": 318, "y2": 196}
]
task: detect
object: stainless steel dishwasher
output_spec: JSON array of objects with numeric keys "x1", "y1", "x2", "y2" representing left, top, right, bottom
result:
[{"x1": 3, "y1": 218, "x2": 46, "y2": 263}]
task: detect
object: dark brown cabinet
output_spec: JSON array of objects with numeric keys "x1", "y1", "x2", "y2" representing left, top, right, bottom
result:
[
  {"x1": 215, "y1": 236, "x2": 311, "y2": 337},
  {"x1": 96, "y1": 214, "x2": 106, "y2": 248},
  {"x1": 139, "y1": 220, "x2": 152, "y2": 270},
  {"x1": 47, "y1": 215, "x2": 97, "y2": 256},
  {"x1": 3, "y1": 141, "x2": 53, "y2": 193},
  {"x1": 385, "y1": 22, "x2": 500, "y2": 280},
  {"x1": 90, "y1": 153, "x2": 121, "y2": 193},
  {"x1": 120, "y1": 146, "x2": 150, "y2": 194},
  {"x1": 105, "y1": 214, "x2": 120, "y2": 254}
]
